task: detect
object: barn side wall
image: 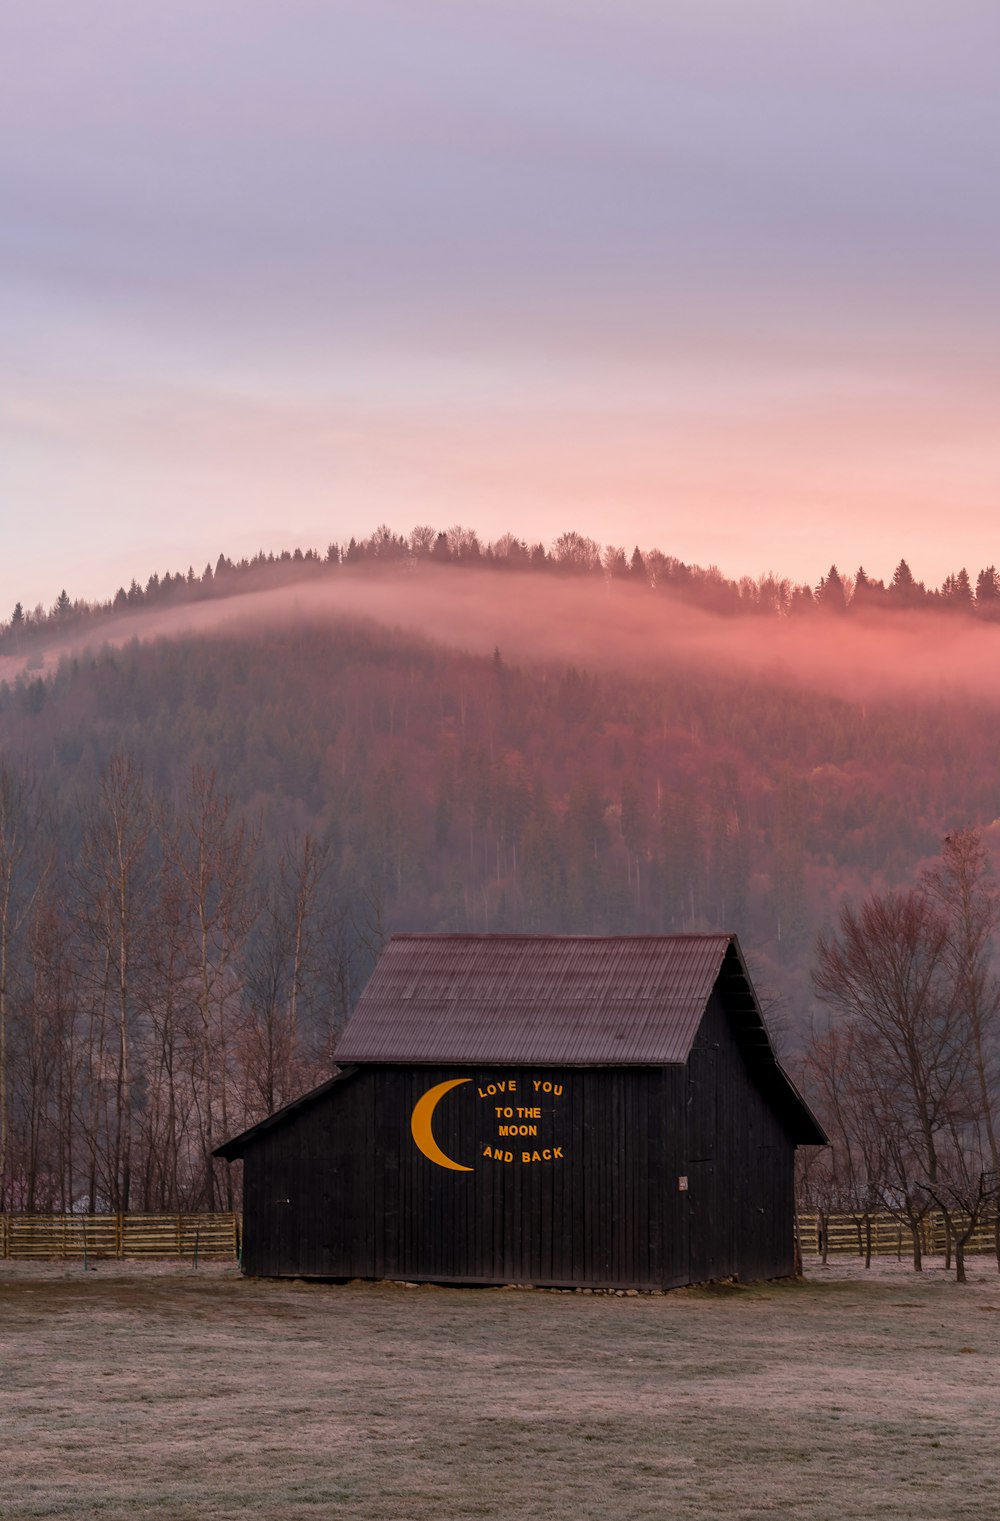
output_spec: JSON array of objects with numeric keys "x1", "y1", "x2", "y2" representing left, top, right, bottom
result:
[
  {"x1": 686, "y1": 992, "x2": 798, "y2": 1283},
  {"x1": 241, "y1": 1065, "x2": 693, "y2": 1288},
  {"x1": 239, "y1": 1020, "x2": 798, "y2": 1287}
]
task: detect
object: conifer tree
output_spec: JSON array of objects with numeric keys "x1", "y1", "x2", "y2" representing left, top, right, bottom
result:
[
  {"x1": 891, "y1": 558, "x2": 916, "y2": 607},
  {"x1": 976, "y1": 566, "x2": 1000, "y2": 609},
  {"x1": 816, "y1": 565, "x2": 847, "y2": 614}
]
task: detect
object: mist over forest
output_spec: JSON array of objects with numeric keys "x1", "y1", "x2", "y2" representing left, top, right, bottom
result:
[{"x1": 3, "y1": 526, "x2": 1000, "y2": 1212}]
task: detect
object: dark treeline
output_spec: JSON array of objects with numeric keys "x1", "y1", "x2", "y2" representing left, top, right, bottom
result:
[
  {"x1": 3, "y1": 613, "x2": 1000, "y2": 1022},
  {"x1": 0, "y1": 756, "x2": 383, "y2": 1214},
  {"x1": 5, "y1": 522, "x2": 1000, "y2": 657}
]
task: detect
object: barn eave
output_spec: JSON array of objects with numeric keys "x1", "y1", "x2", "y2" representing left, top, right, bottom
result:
[{"x1": 213, "y1": 1066, "x2": 360, "y2": 1160}]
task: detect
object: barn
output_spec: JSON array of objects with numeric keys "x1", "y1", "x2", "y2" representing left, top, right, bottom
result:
[{"x1": 216, "y1": 933, "x2": 825, "y2": 1289}]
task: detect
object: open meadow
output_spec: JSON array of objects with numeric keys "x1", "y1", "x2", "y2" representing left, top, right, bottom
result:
[{"x1": 2, "y1": 1257, "x2": 999, "y2": 1521}]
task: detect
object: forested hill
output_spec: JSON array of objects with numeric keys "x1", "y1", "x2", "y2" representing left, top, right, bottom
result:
[
  {"x1": 5, "y1": 522, "x2": 1000, "y2": 669},
  {"x1": 4, "y1": 568, "x2": 1000, "y2": 1037}
]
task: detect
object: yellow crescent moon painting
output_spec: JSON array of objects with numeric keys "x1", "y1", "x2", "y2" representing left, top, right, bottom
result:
[{"x1": 410, "y1": 1079, "x2": 474, "y2": 1171}]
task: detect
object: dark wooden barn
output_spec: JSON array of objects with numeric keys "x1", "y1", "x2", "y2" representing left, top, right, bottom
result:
[{"x1": 216, "y1": 934, "x2": 825, "y2": 1289}]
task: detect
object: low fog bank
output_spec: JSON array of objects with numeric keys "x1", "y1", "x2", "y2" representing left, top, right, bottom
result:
[{"x1": 4, "y1": 567, "x2": 1000, "y2": 706}]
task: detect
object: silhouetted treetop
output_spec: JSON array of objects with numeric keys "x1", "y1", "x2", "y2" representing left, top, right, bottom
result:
[{"x1": 8, "y1": 523, "x2": 1000, "y2": 657}]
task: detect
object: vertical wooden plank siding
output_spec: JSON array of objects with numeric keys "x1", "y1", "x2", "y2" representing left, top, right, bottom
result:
[
  {"x1": 687, "y1": 993, "x2": 798, "y2": 1283},
  {"x1": 239, "y1": 1012, "x2": 798, "y2": 1288}
]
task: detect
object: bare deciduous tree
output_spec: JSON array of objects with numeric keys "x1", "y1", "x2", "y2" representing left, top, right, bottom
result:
[
  {"x1": 169, "y1": 767, "x2": 257, "y2": 1210},
  {"x1": 242, "y1": 833, "x2": 328, "y2": 1117},
  {"x1": 922, "y1": 830, "x2": 1000, "y2": 1173},
  {"x1": 814, "y1": 889, "x2": 964, "y2": 1190},
  {"x1": 0, "y1": 750, "x2": 386, "y2": 1215},
  {"x1": 72, "y1": 753, "x2": 154, "y2": 1211},
  {"x1": 0, "y1": 764, "x2": 46, "y2": 1210},
  {"x1": 812, "y1": 833, "x2": 1000, "y2": 1280},
  {"x1": 804, "y1": 1020, "x2": 884, "y2": 1266}
]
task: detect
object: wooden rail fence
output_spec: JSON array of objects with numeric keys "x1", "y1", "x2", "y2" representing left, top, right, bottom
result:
[
  {"x1": 0, "y1": 1213, "x2": 240, "y2": 1261},
  {"x1": 2, "y1": 1210, "x2": 994, "y2": 1265},
  {"x1": 798, "y1": 1209, "x2": 999, "y2": 1257}
]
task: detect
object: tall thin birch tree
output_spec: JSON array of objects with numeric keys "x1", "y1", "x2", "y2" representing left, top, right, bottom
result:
[{"x1": 0, "y1": 764, "x2": 45, "y2": 1210}]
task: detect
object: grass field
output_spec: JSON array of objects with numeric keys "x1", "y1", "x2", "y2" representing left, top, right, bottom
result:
[{"x1": 2, "y1": 1257, "x2": 999, "y2": 1521}]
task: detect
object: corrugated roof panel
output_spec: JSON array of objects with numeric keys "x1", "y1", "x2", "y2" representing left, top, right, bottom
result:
[
  {"x1": 333, "y1": 934, "x2": 732, "y2": 1066},
  {"x1": 215, "y1": 933, "x2": 827, "y2": 1154}
]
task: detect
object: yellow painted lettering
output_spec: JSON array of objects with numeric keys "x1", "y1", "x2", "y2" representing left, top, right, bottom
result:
[{"x1": 554, "y1": 1147, "x2": 563, "y2": 1159}]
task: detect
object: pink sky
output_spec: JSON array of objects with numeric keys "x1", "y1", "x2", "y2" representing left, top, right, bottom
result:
[{"x1": 3, "y1": 2, "x2": 1000, "y2": 614}]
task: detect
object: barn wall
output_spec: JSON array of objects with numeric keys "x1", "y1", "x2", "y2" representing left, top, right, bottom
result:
[
  {"x1": 240, "y1": 1008, "x2": 798, "y2": 1287},
  {"x1": 686, "y1": 992, "x2": 798, "y2": 1283},
  {"x1": 241, "y1": 1065, "x2": 695, "y2": 1288}
]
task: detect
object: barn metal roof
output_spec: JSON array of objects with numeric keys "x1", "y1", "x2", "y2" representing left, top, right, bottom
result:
[
  {"x1": 335, "y1": 933, "x2": 739, "y2": 1066},
  {"x1": 216, "y1": 933, "x2": 826, "y2": 1156}
]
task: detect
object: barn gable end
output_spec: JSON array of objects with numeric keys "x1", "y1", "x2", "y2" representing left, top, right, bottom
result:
[{"x1": 217, "y1": 934, "x2": 824, "y2": 1288}]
